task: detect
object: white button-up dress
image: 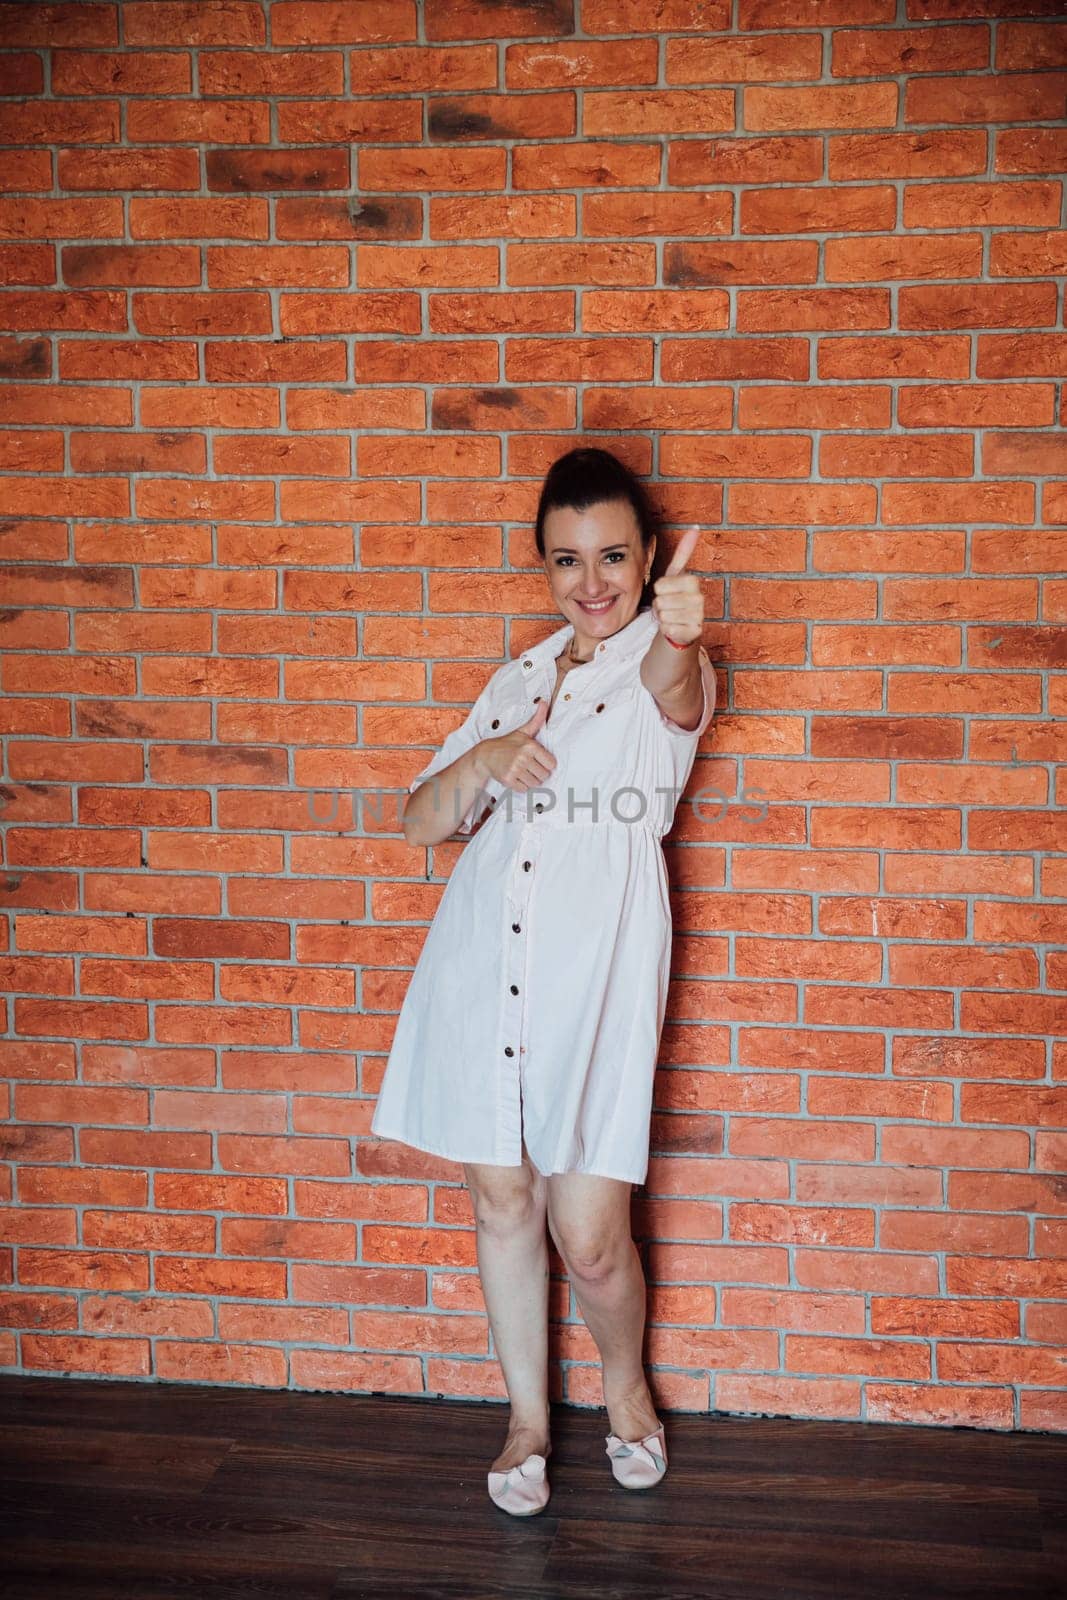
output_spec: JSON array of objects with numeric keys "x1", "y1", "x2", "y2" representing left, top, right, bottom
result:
[{"x1": 370, "y1": 605, "x2": 716, "y2": 1185}]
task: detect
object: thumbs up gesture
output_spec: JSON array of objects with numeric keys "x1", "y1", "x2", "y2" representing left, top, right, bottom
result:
[
  {"x1": 480, "y1": 697, "x2": 557, "y2": 793},
  {"x1": 652, "y1": 524, "x2": 705, "y2": 648}
]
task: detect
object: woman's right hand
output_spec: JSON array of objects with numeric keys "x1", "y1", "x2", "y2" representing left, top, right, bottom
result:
[{"x1": 478, "y1": 700, "x2": 557, "y2": 793}]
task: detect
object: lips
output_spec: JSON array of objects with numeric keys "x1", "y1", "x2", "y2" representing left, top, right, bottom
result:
[{"x1": 576, "y1": 596, "x2": 618, "y2": 614}]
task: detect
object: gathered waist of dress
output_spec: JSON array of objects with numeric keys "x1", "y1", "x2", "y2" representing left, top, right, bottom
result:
[{"x1": 490, "y1": 804, "x2": 664, "y2": 837}]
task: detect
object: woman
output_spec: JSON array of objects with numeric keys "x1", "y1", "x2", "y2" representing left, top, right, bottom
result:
[{"x1": 371, "y1": 447, "x2": 717, "y2": 1516}]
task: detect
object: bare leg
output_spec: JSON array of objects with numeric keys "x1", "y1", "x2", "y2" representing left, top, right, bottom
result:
[
  {"x1": 464, "y1": 1146, "x2": 553, "y2": 1472},
  {"x1": 546, "y1": 1171, "x2": 660, "y2": 1441}
]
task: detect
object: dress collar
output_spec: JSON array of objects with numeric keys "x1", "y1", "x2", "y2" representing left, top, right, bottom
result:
[{"x1": 519, "y1": 605, "x2": 656, "y2": 671}]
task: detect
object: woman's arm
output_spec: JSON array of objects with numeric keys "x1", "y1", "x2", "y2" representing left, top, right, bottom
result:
[
  {"x1": 639, "y1": 631, "x2": 707, "y2": 732},
  {"x1": 639, "y1": 524, "x2": 710, "y2": 732},
  {"x1": 403, "y1": 742, "x2": 493, "y2": 848}
]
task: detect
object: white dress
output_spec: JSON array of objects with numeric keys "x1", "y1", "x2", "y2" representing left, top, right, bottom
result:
[{"x1": 370, "y1": 605, "x2": 717, "y2": 1185}]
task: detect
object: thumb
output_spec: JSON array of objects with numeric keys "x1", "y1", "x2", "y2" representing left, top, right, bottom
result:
[
  {"x1": 664, "y1": 524, "x2": 700, "y2": 577},
  {"x1": 523, "y1": 699, "x2": 549, "y2": 734}
]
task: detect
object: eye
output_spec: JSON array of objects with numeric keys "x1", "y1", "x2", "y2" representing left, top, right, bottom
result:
[{"x1": 554, "y1": 551, "x2": 628, "y2": 566}]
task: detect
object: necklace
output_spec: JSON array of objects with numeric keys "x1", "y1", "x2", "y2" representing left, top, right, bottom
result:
[{"x1": 566, "y1": 637, "x2": 593, "y2": 666}]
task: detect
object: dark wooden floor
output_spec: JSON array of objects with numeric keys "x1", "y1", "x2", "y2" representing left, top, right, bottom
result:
[{"x1": 1, "y1": 1375, "x2": 1065, "y2": 1600}]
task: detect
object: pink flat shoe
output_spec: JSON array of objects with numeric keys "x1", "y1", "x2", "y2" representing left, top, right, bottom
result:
[
  {"x1": 605, "y1": 1422, "x2": 668, "y2": 1489},
  {"x1": 487, "y1": 1450, "x2": 550, "y2": 1516}
]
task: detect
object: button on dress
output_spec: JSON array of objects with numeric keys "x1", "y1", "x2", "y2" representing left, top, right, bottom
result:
[{"x1": 370, "y1": 605, "x2": 717, "y2": 1185}]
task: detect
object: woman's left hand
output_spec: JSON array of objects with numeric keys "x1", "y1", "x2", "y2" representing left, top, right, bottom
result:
[{"x1": 651, "y1": 525, "x2": 705, "y2": 647}]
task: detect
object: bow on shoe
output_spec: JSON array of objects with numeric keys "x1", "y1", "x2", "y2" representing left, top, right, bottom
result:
[
  {"x1": 488, "y1": 1452, "x2": 546, "y2": 1490},
  {"x1": 487, "y1": 1452, "x2": 549, "y2": 1514},
  {"x1": 605, "y1": 1432, "x2": 665, "y2": 1472}
]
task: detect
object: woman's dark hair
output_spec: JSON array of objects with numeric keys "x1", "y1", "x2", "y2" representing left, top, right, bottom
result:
[{"x1": 534, "y1": 447, "x2": 659, "y2": 610}]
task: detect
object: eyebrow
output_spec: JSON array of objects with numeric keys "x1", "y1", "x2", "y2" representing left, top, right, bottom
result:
[{"x1": 550, "y1": 543, "x2": 630, "y2": 555}]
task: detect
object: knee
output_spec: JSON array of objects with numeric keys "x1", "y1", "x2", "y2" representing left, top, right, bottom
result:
[
  {"x1": 552, "y1": 1228, "x2": 630, "y2": 1282},
  {"x1": 466, "y1": 1166, "x2": 546, "y2": 1235}
]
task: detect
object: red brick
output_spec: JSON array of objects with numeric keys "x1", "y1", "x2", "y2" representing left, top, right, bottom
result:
[
  {"x1": 908, "y1": 0, "x2": 1067, "y2": 14},
  {"x1": 739, "y1": 385, "x2": 889, "y2": 428},
  {"x1": 833, "y1": 25, "x2": 989, "y2": 76},
  {"x1": 433, "y1": 195, "x2": 575, "y2": 240},
  {"x1": 0, "y1": 101, "x2": 119, "y2": 145},
  {"x1": 218, "y1": 1303, "x2": 348, "y2": 1342},
  {"x1": 979, "y1": 334, "x2": 1067, "y2": 379},
  {"x1": 22, "y1": 1333, "x2": 150, "y2": 1376},
  {"x1": 886, "y1": 482, "x2": 1036, "y2": 526},
  {"x1": 423, "y1": 0, "x2": 573, "y2": 41},
  {"x1": 997, "y1": 20, "x2": 1067, "y2": 70},
  {"x1": 443, "y1": 90, "x2": 583, "y2": 143},
  {"x1": 19, "y1": 1166, "x2": 147, "y2": 1206},
  {"x1": 670, "y1": 134, "x2": 821, "y2": 185},
  {"x1": 83, "y1": 1210, "x2": 215, "y2": 1252},
  {"x1": 996, "y1": 129, "x2": 1067, "y2": 176},
  {"x1": 0, "y1": 1291, "x2": 78, "y2": 1330},
  {"x1": 586, "y1": 0, "x2": 730, "y2": 30},
  {"x1": 990, "y1": 230, "x2": 1067, "y2": 278},
  {"x1": 826, "y1": 234, "x2": 982, "y2": 282},
  {"x1": 664, "y1": 336, "x2": 807, "y2": 382},
  {"x1": 819, "y1": 433, "x2": 973, "y2": 480},
  {"x1": 217, "y1": 1134, "x2": 352, "y2": 1177},
  {"x1": 127, "y1": 99, "x2": 270, "y2": 146},
  {"x1": 667, "y1": 239, "x2": 818, "y2": 286},
  {"x1": 506, "y1": 336, "x2": 651, "y2": 383},
  {"x1": 19, "y1": 1248, "x2": 149, "y2": 1292},
  {"x1": 905, "y1": 73, "x2": 1067, "y2": 126},
  {"x1": 663, "y1": 434, "x2": 811, "y2": 481},
  {"x1": 740, "y1": 0, "x2": 893, "y2": 21},
  {"x1": 1046, "y1": 485, "x2": 1067, "y2": 526},
  {"x1": 505, "y1": 38, "x2": 655, "y2": 88},
  {"x1": 584, "y1": 89, "x2": 732, "y2": 135},
  {"x1": 585, "y1": 386, "x2": 731, "y2": 432},
  {"x1": 903, "y1": 181, "x2": 1061, "y2": 229},
  {"x1": 82, "y1": 1293, "x2": 214, "y2": 1336},
  {"x1": 52, "y1": 49, "x2": 191, "y2": 96},
  {"x1": 154, "y1": 1256, "x2": 286, "y2": 1298},
  {"x1": 579, "y1": 289, "x2": 729, "y2": 332},
  {"x1": 731, "y1": 483, "x2": 876, "y2": 525},
  {"x1": 199, "y1": 48, "x2": 345, "y2": 96},
  {"x1": 745, "y1": 83, "x2": 897, "y2": 131},
  {"x1": 899, "y1": 283, "x2": 1057, "y2": 331},
  {"x1": 829, "y1": 130, "x2": 986, "y2": 180},
  {"x1": 585, "y1": 192, "x2": 730, "y2": 238},
  {"x1": 512, "y1": 142, "x2": 659, "y2": 191},
  {"x1": 154, "y1": 1339, "x2": 287, "y2": 1385},
  {"x1": 155, "y1": 1173, "x2": 288, "y2": 1214},
  {"x1": 979, "y1": 432, "x2": 1067, "y2": 473},
  {"x1": 669, "y1": 31, "x2": 821, "y2": 82},
  {"x1": 59, "y1": 149, "x2": 200, "y2": 192},
  {"x1": 898, "y1": 382, "x2": 1054, "y2": 428},
  {"x1": 817, "y1": 337, "x2": 969, "y2": 379},
  {"x1": 14, "y1": 1084, "x2": 149, "y2": 1126},
  {"x1": 738, "y1": 289, "x2": 888, "y2": 331},
  {"x1": 220, "y1": 1218, "x2": 355, "y2": 1259},
  {"x1": 0, "y1": 4, "x2": 118, "y2": 46},
  {"x1": 0, "y1": 198, "x2": 124, "y2": 240},
  {"x1": 742, "y1": 185, "x2": 895, "y2": 234},
  {"x1": 358, "y1": 244, "x2": 498, "y2": 289}
]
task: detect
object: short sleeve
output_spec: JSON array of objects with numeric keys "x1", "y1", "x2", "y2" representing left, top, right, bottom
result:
[
  {"x1": 406, "y1": 672, "x2": 509, "y2": 837},
  {"x1": 651, "y1": 646, "x2": 716, "y2": 740}
]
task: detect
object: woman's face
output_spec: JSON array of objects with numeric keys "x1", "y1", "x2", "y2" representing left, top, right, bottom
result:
[{"x1": 541, "y1": 498, "x2": 654, "y2": 646}]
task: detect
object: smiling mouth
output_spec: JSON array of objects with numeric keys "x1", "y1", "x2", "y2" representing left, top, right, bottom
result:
[{"x1": 576, "y1": 596, "x2": 618, "y2": 614}]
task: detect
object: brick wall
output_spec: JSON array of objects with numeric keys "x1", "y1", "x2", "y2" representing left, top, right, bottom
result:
[{"x1": 1, "y1": 0, "x2": 1065, "y2": 1434}]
